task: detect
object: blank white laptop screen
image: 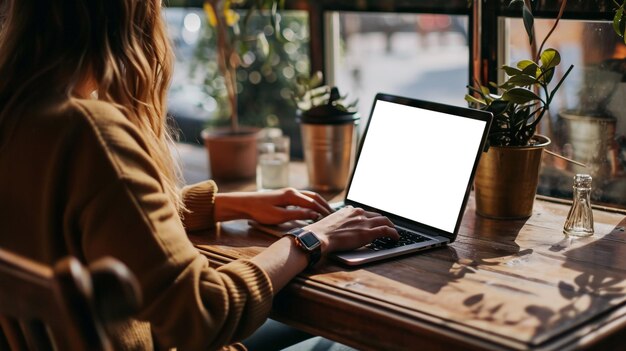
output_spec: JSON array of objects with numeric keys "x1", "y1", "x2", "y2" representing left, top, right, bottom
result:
[{"x1": 346, "y1": 100, "x2": 488, "y2": 233}]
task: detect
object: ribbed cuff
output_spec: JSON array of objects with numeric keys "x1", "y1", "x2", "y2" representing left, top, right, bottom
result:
[
  {"x1": 217, "y1": 260, "x2": 274, "y2": 340},
  {"x1": 181, "y1": 180, "x2": 218, "y2": 231}
]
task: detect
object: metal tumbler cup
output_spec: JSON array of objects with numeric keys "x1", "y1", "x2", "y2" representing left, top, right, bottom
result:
[{"x1": 299, "y1": 112, "x2": 359, "y2": 191}]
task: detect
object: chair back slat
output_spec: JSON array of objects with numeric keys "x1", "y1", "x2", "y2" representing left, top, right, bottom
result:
[
  {"x1": 0, "y1": 248, "x2": 141, "y2": 351},
  {"x1": 20, "y1": 320, "x2": 53, "y2": 351},
  {"x1": 0, "y1": 322, "x2": 10, "y2": 350},
  {"x1": 0, "y1": 317, "x2": 28, "y2": 351}
]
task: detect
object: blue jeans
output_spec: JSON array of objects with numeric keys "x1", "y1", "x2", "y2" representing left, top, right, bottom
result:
[{"x1": 242, "y1": 319, "x2": 357, "y2": 351}]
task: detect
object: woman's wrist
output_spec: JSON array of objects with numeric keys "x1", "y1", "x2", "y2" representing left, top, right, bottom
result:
[
  {"x1": 214, "y1": 193, "x2": 250, "y2": 222},
  {"x1": 250, "y1": 236, "x2": 309, "y2": 291}
]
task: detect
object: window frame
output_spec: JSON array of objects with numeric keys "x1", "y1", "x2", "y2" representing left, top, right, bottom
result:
[
  {"x1": 484, "y1": 0, "x2": 619, "y2": 91},
  {"x1": 305, "y1": 1, "x2": 472, "y2": 84}
]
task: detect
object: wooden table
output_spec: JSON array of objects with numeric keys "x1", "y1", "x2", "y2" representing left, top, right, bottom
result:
[{"x1": 180, "y1": 145, "x2": 626, "y2": 351}]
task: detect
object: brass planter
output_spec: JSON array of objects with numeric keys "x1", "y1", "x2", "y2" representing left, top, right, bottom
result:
[{"x1": 474, "y1": 135, "x2": 550, "y2": 219}]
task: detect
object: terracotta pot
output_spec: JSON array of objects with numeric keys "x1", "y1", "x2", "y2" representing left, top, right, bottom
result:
[
  {"x1": 474, "y1": 135, "x2": 550, "y2": 219},
  {"x1": 201, "y1": 127, "x2": 260, "y2": 180}
]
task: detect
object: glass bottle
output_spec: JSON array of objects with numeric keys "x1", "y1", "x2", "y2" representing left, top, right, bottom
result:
[{"x1": 563, "y1": 174, "x2": 594, "y2": 237}]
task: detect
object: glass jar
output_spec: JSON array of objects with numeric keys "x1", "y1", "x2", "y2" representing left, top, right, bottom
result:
[{"x1": 563, "y1": 174, "x2": 594, "y2": 237}]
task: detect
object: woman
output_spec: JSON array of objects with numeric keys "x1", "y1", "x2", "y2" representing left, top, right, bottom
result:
[{"x1": 0, "y1": 1, "x2": 398, "y2": 350}]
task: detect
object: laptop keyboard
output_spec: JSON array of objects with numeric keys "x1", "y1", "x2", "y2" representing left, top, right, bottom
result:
[{"x1": 366, "y1": 227, "x2": 431, "y2": 251}]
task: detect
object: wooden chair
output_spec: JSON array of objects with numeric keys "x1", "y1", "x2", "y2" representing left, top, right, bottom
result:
[{"x1": 0, "y1": 248, "x2": 142, "y2": 350}]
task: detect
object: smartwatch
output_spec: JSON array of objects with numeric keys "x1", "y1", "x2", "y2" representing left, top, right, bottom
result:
[{"x1": 283, "y1": 227, "x2": 322, "y2": 269}]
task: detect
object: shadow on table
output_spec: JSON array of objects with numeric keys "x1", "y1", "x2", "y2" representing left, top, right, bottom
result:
[
  {"x1": 344, "y1": 214, "x2": 529, "y2": 295},
  {"x1": 525, "y1": 219, "x2": 626, "y2": 342}
]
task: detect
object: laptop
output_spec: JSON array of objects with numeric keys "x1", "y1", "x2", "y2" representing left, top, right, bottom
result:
[{"x1": 252, "y1": 93, "x2": 492, "y2": 265}]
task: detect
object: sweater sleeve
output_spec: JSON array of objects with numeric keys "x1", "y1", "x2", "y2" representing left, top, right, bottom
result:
[
  {"x1": 181, "y1": 180, "x2": 218, "y2": 231},
  {"x1": 69, "y1": 100, "x2": 273, "y2": 350}
]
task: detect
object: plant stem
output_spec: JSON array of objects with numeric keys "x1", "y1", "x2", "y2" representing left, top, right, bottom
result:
[
  {"x1": 536, "y1": 0, "x2": 568, "y2": 61},
  {"x1": 211, "y1": 0, "x2": 239, "y2": 132},
  {"x1": 530, "y1": 64, "x2": 573, "y2": 132},
  {"x1": 548, "y1": 64, "x2": 574, "y2": 102},
  {"x1": 544, "y1": 149, "x2": 587, "y2": 167}
]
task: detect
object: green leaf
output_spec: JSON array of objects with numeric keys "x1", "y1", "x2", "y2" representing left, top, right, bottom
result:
[
  {"x1": 517, "y1": 60, "x2": 536, "y2": 70},
  {"x1": 614, "y1": 5, "x2": 624, "y2": 37},
  {"x1": 309, "y1": 71, "x2": 324, "y2": 88},
  {"x1": 487, "y1": 93, "x2": 503, "y2": 100},
  {"x1": 514, "y1": 106, "x2": 531, "y2": 124},
  {"x1": 519, "y1": 61, "x2": 540, "y2": 78},
  {"x1": 503, "y1": 74, "x2": 538, "y2": 87},
  {"x1": 466, "y1": 85, "x2": 483, "y2": 94},
  {"x1": 502, "y1": 88, "x2": 541, "y2": 104},
  {"x1": 237, "y1": 41, "x2": 249, "y2": 57},
  {"x1": 522, "y1": 3, "x2": 535, "y2": 45},
  {"x1": 465, "y1": 94, "x2": 486, "y2": 106},
  {"x1": 540, "y1": 67, "x2": 555, "y2": 84},
  {"x1": 499, "y1": 82, "x2": 513, "y2": 90},
  {"x1": 502, "y1": 65, "x2": 523, "y2": 76},
  {"x1": 310, "y1": 89, "x2": 328, "y2": 99},
  {"x1": 487, "y1": 100, "x2": 510, "y2": 116},
  {"x1": 620, "y1": 6, "x2": 626, "y2": 44},
  {"x1": 270, "y1": 1, "x2": 284, "y2": 43},
  {"x1": 257, "y1": 33, "x2": 270, "y2": 58},
  {"x1": 480, "y1": 85, "x2": 491, "y2": 96},
  {"x1": 540, "y1": 48, "x2": 561, "y2": 69},
  {"x1": 347, "y1": 99, "x2": 359, "y2": 110},
  {"x1": 295, "y1": 75, "x2": 307, "y2": 85}
]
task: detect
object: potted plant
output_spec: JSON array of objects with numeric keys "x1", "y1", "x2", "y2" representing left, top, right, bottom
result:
[
  {"x1": 292, "y1": 72, "x2": 359, "y2": 191},
  {"x1": 465, "y1": 0, "x2": 574, "y2": 219},
  {"x1": 200, "y1": 0, "x2": 280, "y2": 180}
]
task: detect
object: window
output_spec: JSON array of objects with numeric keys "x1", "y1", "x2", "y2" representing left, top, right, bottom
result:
[
  {"x1": 501, "y1": 14, "x2": 626, "y2": 209},
  {"x1": 164, "y1": 6, "x2": 310, "y2": 157},
  {"x1": 326, "y1": 12, "x2": 470, "y2": 129},
  {"x1": 166, "y1": 1, "x2": 626, "y2": 210}
]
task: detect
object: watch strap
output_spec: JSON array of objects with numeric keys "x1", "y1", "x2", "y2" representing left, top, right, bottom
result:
[{"x1": 284, "y1": 228, "x2": 322, "y2": 269}]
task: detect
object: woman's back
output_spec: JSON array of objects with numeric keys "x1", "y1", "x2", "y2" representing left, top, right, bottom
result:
[
  {"x1": 0, "y1": 95, "x2": 276, "y2": 350},
  {"x1": 0, "y1": 98, "x2": 165, "y2": 348},
  {"x1": 1, "y1": 98, "x2": 158, "y2": 262}
]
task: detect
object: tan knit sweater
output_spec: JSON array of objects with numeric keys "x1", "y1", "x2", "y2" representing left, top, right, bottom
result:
[{"x1": 0, "y1": 98, "x2": 273, "y2": 350}]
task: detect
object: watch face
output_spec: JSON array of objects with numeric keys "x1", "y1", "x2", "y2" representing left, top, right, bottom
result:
[{"x1": 299, "y1": 231, "x2": 321, "y2": 250}]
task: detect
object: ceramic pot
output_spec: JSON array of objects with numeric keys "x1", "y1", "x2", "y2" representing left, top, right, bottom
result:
[
  {"x1": 474, "y1": 135, "x2": 550, "y2": 219},
  {"x1": 201, "y1": 127, "x2": 260, "y2": 180}
]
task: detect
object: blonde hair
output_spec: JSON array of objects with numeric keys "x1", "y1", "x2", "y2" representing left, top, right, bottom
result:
[{"x1": 0, "y1": 0, "x2": 184, "y2": 209}]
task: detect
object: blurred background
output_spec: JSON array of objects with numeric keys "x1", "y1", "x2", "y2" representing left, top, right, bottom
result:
[{"x1": 164, "y1": 1, "x2": 626, "y2": 210}]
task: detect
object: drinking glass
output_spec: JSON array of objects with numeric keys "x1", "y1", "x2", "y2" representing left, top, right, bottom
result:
[{"x1": 257, "y1": 135, "x2": 290, "y2": 190}]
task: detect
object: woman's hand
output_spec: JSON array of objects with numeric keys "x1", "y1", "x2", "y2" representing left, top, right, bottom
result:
[
  {"x1": 214, "y1": 188, "x2": 333, "y2": 224},
  {"x1": 305, "y1": 206, "x2": 399, "y2": 254},
  {"x1": 250, "y1": 205, "x2": 398, "y2": 292}
]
